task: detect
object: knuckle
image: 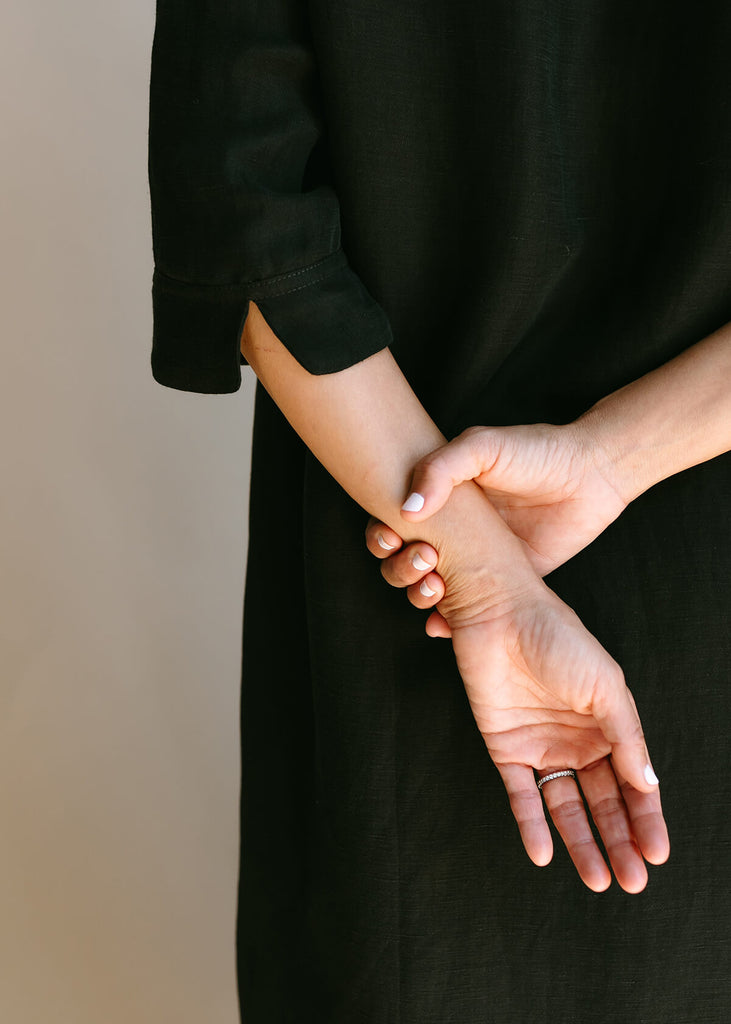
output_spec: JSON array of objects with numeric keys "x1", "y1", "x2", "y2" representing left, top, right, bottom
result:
[
  {"x1": 606, "y1": 662, "x2": 626, "y2": 689},
  {"x1": 594, "y1": 664, "x2": 627, "y2": 707},
  {"x1": 509, "y1": 788, "x2": 543, "y2": 821},
  {"x1": 604, "y1": 838, "x2": 640, "y2": 860},
  {"x1": 459, "y1": 424, "x2": 485, "y2": 442},
  {"x1": 417, "y1": 448, "x2": 447, "y2": 475},
  {"x1": 381, "y1": 555, "x2": 411, "y2": 588},
  {"x1": 549, "y1": 797, "x2": 587, "y2": 823},
  {"x1": 588, "y1": 796, "x2": 625, "y2": 822},
  {"x1": 462, "y1": 425, "x2": 493, "y2": 459},
  {"x1": 567, "y1": 834, "x2": 597, "y2": 854}
]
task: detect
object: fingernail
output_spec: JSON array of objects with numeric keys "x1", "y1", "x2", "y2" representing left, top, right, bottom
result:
[
  {"x1": 412, "y1": 552, "x2": 432, "y2": 571},
  {"x1": 644, "y1": 764, "x2": 659, "y2": 786},
  {"x1": 377, "y1": 534, "x2": 396, "y2": 550},
  {"x1": 401, "y1": 492, "x2": 425, "y2": 512},
  {"x1": 420, "y1": 579, "x2": 437, "y2": 597}
]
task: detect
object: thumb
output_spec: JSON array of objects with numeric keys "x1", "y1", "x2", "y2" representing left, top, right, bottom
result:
[
  {"x1": 400, "y1": 427, "x2": 502, "y2": 521},
  {"x1": 593, "y1": 678, "x2": 660, "y2": 794}
]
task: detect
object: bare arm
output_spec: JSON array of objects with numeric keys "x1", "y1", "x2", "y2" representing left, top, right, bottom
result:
[
  {"x1": 367, "y1": 318, "x2": 731, "y2": 635},
  {"x1": 240, "y1": 299, "x2": 537, "y2": 621},
  {"x1": 578, "y1": 319, "x2": 731, "y2": 502},
  {"x1": 240, "y1": 298, "x2": 667, "y2": 893}
]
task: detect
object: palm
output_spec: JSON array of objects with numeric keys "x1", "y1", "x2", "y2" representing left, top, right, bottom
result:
[
  {"x1": 365, "y1": 426, "x2": 669, "y2": 889},
  {"x1": 453, "y1": 592, "x2": 619, "y2": 770},
  {"x1": 449, "y1": 588, "x2": 666, "y2": 892}
]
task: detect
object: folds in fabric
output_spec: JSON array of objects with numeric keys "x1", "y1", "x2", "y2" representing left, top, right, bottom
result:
[{"x1": 147, "y1": 0, "x2": 392, "y2": 394}]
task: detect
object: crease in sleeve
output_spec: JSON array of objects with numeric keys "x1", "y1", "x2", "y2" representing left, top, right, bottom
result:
[{"x1": 150, "y1": 248, "x2": 393, "y2": 395}]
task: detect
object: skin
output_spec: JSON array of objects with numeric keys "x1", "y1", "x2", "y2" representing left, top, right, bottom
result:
[
  {"x1": 365, "y1": 316, "x2": 731, "y2": 631},
  {"x1": 364, "y1": 319, "x2": 731, "y2": 885},
  {"x1": 240, "y1": 298, "x2": 667, "y2": 894}
]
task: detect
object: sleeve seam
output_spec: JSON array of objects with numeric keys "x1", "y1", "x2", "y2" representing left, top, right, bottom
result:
[
  {"x1": 250, "y1": 250, "x2": 343, "y2": 288},
  {"x1": 153, "y1": 248, "x2": 347, "y2": 297},
  {"x1": 250, "y1": 263, "x2": 343, "y2": 300}
]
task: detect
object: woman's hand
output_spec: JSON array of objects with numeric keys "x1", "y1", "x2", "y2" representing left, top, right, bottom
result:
[
  {"x1": 404, "y1": 421, "x2": 628, "y2": 573},
  {"x1": 381, "y1": 477, "x2": 670, "y2": 894},
  {"x1": 365, "y1": 420, "x2": 629, "y2": 636},
  {"x1": 439, "y1": 574, "x2": 669, "y2": 893},
  {"x1": 362, "y1": 444, "x2": 670, "y2": 892}
]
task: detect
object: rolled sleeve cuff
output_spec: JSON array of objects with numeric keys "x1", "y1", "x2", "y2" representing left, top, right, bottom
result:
[{"x1": 150, "y1": 248, "x2": 393, "y2": 395}]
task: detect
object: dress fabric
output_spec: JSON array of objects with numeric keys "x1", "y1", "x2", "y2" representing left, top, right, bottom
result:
[{"x1": 148, "y1": 2, "x2": 731, "y2": 1021}]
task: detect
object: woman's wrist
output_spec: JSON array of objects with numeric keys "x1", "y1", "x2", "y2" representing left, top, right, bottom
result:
[
  {"x1": 243, "y1": 303, "x2": 543, "y2": 622},
  {"x1": 571, "y1": 403, "x2": 666, "y2": 505},
  {"x1": 572, "y1": 319, "x2": 731, "y2": 504},
  {"x1": 407, "y1": 480, "x2": 543, "y2": 627}
]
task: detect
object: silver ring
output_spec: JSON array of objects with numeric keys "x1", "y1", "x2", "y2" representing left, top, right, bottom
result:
[{"x1": 536, "y1": 769, "x2": 577, "y2": 791}]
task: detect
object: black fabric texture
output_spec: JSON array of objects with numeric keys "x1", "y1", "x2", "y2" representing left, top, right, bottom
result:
[
  {"x1": 147, "y1": 1, "x2": 731, "y2": 1021},
  {"x1": 147, "y1": 0, "x2": 393, "y2": 391}
]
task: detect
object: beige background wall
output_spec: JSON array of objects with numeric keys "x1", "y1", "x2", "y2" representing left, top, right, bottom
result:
[{"x1": 0, "y1": 4, "x2": 253, "y2": 1020}]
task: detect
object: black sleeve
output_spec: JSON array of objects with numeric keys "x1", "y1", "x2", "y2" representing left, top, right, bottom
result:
[{"x1": 147, "y1": 0, "x2": 393, "y2": 394}]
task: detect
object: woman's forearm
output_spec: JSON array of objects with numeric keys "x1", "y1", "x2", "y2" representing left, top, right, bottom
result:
[
  {"x1": 240, "y1": 300, "x2": 538, "y2": 620},
  {"x1": 577, "y1": 319, "x2": 731, "y2": 502}
]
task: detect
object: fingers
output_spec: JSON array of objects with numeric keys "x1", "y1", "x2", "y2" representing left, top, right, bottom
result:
[
  {"x1": 364, "y1": 517, "x2": 449, "y2": 636},
  {"x1": 501, "y1": 759, "x2": 666, "y2": 893},
  {"x1": 400, "y1": 427, "x2": 501, "y2": 522},
  {"x1": 538, "y1": 759, "x2": 668, "y2": 893},
  {"x1": 406, "y1": 572, "x2": 446, "y2": 608},
  {"x1": 425, "y1": 610, "x2": 452, "y2": 638},
  {"x1": 364, "y1": 516, "x2": 405, "y2": 557},
  {"x1": 575, "y1": 760, "x2": 648, "y2": 893},
  {"x1": 612, "y1": 765, "x2": 670, "y2": 867},
  {"x1": 379, "y1": 544, "x2": 443, "y2": 597},
  {"x1": 591, "y1": 673, "x2": 660, "y2": 796},
  {"x1": 537, "y1": 768, "x2": 613, "y2": 892},
  {"x1": 364, "y1": 518, "x2": 444, "y2": 603},
  {"x1": 496, "y1": 763, "x2": 553, "y2": 868}
]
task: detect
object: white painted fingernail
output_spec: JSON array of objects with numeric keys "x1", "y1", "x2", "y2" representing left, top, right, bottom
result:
[
  {"x1": 401, "y1": 492, "x2": 425, "y2": 512},
  {"x1": 377, "y1": 534, "x2": 396, "y2": 550},
  {"x1": 412, "y1": 552, "x2": 432, "y2": 571},
  {"x1": 420, "y1": 579, "x2": 437, "y2": 597},
  {"x1": 644, "y1": 764, "x2": 659, "y2": 786}
]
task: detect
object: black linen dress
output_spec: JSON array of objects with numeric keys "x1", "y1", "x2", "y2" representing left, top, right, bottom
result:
[{"x1": 148, "y1": 2, "x2": 731, "y2": 1021}]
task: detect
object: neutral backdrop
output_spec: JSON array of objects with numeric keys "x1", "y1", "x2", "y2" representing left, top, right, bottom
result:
[{"x1": 0, "y1": 4, "x2": 254, "y2": 1021}]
